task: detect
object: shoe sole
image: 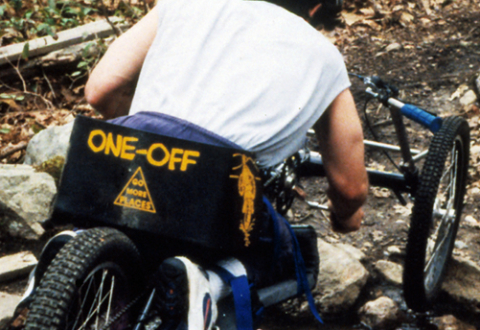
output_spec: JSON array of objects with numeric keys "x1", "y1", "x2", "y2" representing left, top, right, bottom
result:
[{"x1": 156, "y1": 257, "x2": 189, "y2": 319}]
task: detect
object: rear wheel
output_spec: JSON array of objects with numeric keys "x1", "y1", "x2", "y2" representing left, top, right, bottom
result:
[
  {"x1": 25, "y1": 227, "x2": 143, "y2": 330},
  {"x1": 403, "y1": 116, "x2": 470, "y2": 312}
]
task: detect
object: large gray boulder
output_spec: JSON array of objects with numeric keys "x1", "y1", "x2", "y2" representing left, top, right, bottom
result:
[
  {"x1": 314, "y1": 239, "x2": 370, "y2": 314},
  {"x1": 24, "y1": 122, "x2": 73, "y2": 166},
  {"x1": 0, "y1": 164, "x2": 57, "y2": 239}
]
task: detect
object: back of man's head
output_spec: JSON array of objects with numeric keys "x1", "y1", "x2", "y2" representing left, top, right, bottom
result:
[{"x1": 265, "y1": 0, "x2": 343, "y2": 30}]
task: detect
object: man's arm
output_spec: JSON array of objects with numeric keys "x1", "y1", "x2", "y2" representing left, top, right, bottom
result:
[
  {"x1": 313, "y1": 88, "x2": 368, "y2": 233},
  {"x1": 85, "y1": 7, "x2": 159, "y2": 119}
]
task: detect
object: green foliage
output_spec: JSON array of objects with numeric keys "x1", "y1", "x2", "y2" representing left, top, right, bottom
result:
[
  {"x1": 0, "y1": 0, "x2": 100, "y2": 45},
  {"x1": 69, "y1": 38, "x2": 108, "y2": 79},
  {"x1": 0, "y1": 93, "x2": 24, "y2": 101},
  {"x1": 21, "y1": 42, "x2": 30, "y2": 59}
]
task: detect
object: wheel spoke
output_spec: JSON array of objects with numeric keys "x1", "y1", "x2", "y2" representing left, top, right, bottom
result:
[
  {"x1": 78, "y1": 285, "x2": 113, "y2": 329},
  {"x1": 106, "y1": 276, "x2": 115, "y2": 324},
  {"x1": 96, "y1": 270, "x2": 108, "y2": 329},
  {"x1": 23, "y1": 228, "x2": 140, "y2": 330},
  {"x1": 71, "y1": 273, "x2": 96, "y2": 330}
]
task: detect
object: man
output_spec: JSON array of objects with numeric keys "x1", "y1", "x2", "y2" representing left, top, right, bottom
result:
[{"x1": 85, "y1": 0, "x2": 368, "y2": 328}]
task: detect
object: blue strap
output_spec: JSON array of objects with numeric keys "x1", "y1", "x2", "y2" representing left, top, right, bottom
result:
[
  {"x1": 212, "y1": 266, "x2": 254, "y2": 330},
  {"x1": 263, "y1": 197, "x2": 324, "y2": 324},
  {"x1": 270, "y1": 200, "x2": 282, "y2": 273}
]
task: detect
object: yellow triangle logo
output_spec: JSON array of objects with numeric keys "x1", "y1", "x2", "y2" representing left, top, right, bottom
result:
[{"x1": 114, "y1": 167, "x2": 156, "y2": 213}]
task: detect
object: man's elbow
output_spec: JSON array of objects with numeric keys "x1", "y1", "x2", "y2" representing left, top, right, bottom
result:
[{"x1": 84, "y1": 79, "x2": 102, "y2": 110}]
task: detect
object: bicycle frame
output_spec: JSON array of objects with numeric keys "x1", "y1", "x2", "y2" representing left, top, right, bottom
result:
[{"x1": 300, "y1": 75, "x2": 443, "y2": 206}]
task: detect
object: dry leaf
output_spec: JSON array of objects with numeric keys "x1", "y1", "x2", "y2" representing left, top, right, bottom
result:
[
  {"x1": 372, "y1": 187, "x2": 391, "y2": 198},
  {"x1": 343, "y1": 12, "x2": 366, "y2": 26},
  {"x1": 386, "y1": 42, "x2": 402, "y2": 52},
  {"x1": 393, "y1": 203, "x2": 413, "y2": 217},
  {"x1": 0, "y1": 98, "x2": 21, "y2": 111},
  {"x1": 359, "y1": 7, "x2": 375, "y2": 17},
  {"x1": 400, "y1": 12, "x2": 415, "y2": 26}
]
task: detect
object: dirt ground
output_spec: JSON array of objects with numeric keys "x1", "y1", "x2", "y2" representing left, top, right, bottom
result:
[
  {"x1": 1, "y1": 0, "x2": 480, "y2": 329},
  {"x1": 276, "y1": 1, "x2": 480, "y2": 328}
]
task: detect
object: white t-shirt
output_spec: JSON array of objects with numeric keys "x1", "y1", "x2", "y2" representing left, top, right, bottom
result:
[{"x1": 129, "y1": 0, "x2": 350, "y2": 167}]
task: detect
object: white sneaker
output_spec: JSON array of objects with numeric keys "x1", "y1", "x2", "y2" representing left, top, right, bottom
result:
[{"x1": 155, "y1": 256, "x2": 218, "y2": 330}]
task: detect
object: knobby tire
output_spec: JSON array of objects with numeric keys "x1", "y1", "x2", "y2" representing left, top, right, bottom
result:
[
  {"x1": 403, "y1": 116, "x2": 470, "y2": 312},
  {"x1": 24, "y1": 227, "x2": 143, "y2": 330}
]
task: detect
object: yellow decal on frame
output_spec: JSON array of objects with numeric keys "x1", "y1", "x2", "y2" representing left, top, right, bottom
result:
[
  {"x1": 114, "y1": 167, "x2": 156, "y2": 213},
  {"x1": 230, "y1": 154, "x2": 261, "y2": 247}
]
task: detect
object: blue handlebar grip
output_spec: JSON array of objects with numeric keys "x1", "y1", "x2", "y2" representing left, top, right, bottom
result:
[{"x1": 401, "y1": 104, "x2": 442, "y2": 133}]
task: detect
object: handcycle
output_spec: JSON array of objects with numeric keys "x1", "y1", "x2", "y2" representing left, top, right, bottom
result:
[
  {"x1": 14, "y1": 74, "x2": 469, "y2": 330},
  {"x1": 262, "y1": 74, "x2": 470, "y2": 314}
]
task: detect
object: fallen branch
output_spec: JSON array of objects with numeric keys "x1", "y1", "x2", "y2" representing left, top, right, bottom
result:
[
  {"x1": 0, "y1": 141, "x2": 28, "y2": 160},
  {"x1": 0, "y1": 18, "x2": 130, "y2": 67}
]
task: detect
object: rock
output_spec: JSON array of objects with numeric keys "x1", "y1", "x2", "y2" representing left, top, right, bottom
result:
[
  {"x1": 371, "y1": 230, "x2": 384, "y2": 243},
  {"x1": 24, "y1": 122, "x2": 74, "y2": 166},
  {"x1": 386, "y1": 245, "x2": 402, "y2": 257},
  {"x1": 315, "y1": 239, "x2": 369, "y2": 314},
  {"x1": 386, "y1": 42, "x2": 402, "y2": 52},
  {"x1": 449, "y1": 84, "x2": 469, "y2": 101},
  {"x1": 459, "y1": 90, "x2": 477, "y2": 107},
  {"x1": 375, "y1": 260, "x2": 403, "y2": 285},
  {"x1": 454, "y1": 240, "x2": 468, "y2": 249},
  {"x1": 432, "y1": 314, "x2": 476, "y2": 330},
  {"x1": 442, "y1": 257, "x2": 480, "y2": 312},
  {"x1": 0, "y1": 251, "x2": 37, "y2": 282},
  {"x1": 0, "y1": 292, "x2": 22, "y2": 327},
  {"x1": 471, "y1": 145, "x2": 480, "y2": 162},
  {"x1": 32, "y1": 156, "x2": 66, "y2": 187},
  {"x1": 0, "y1": 164, "x2": 57, "y2": 239},
  {"x1": 358, "y1": 296, "x2": 400, "y2": 329},
  {"x1": 335, "y1": 243, "x2": 366, "y2": 262},
  {"x1": 463, "y1": 215, "x2": 480, "y2": 228}
]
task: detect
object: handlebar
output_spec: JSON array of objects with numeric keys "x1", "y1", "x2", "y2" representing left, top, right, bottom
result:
[{"x1": 351, "y1": 74, "x2": 442, "y2": 133}]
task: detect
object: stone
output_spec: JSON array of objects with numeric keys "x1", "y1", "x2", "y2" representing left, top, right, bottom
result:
[
  {"x1": 463, "y1": 215, "x2": 480, "y2": 228},
  {"x1": 0, "y1": 164, "x2": 57, "y2": 239},
  {"x1": 375, "y1": 260, "x2": 403, "y2": 285},
  {"x1": 315, "y1": 239, "x2": 369, "y2": 314},
  {"x1": 358, "y1": 296, "x2": 400, "y2": 329},
  {"x1": 432, "y1": 314, "x2": 476, "y2": 330},
  {"x1": 471, "y1": 145, "x2": 480, "y2": 162},
  {"x1": 450, "y1": 84, "x2": 469, "y2": 101},
  {"x1": 24, "y1": 122, "x2": 74, "y2": 166},
  {"x1": 454, "y1": 240, "x2": 468, "y2": 250},
  {"x1": 0, "y1": 292, "x2": 22, "y2": 327},
  {"x1": 371, "y1": 230, "x2": 384, "y2": 243},
  {"x1": 459, "y1": 90, "x2": 477, "y2": 107},
  {"x1": 442, "y1": 257, "x2": 480, "y2": 312},
  {"x1": 386, "y1": 245, "x2": 402, "y2": 256},
  {"x1": 335, "y1": 243, "x2": 366, "y2": 262},
  {"x1": 0, "y1": 251, "x2": 37, "y2": 282}
]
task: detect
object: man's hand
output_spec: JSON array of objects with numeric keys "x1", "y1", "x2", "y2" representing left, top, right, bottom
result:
[{"x1": 328, "y1": 200, "x2": 364, "y2": 233}]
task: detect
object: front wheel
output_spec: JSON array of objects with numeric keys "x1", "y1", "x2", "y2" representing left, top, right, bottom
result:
[
  {"x1": 25, "y1": 227, "x2": 143, "y2": 330},
  {"x1": 403, "y1": 116, "x2": 470, "y2": 312}
]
